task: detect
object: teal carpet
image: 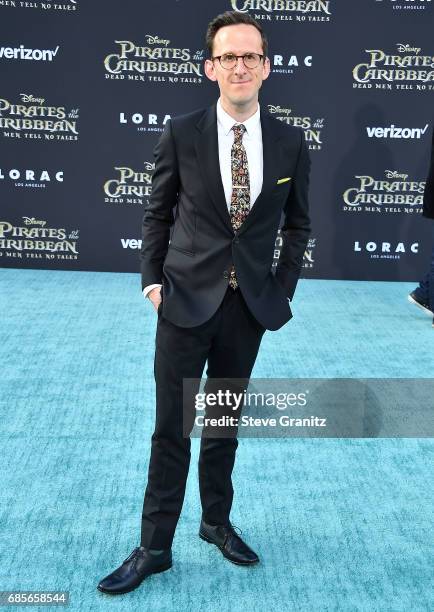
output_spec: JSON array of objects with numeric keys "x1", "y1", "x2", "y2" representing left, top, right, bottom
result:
[{"x1": 0, "y1": 268, "x2": 433, "y2": 611}]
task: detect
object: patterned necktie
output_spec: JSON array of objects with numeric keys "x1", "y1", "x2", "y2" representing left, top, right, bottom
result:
[{"x1": 229, "y1": 123, "x2": 250, "y2": 289}]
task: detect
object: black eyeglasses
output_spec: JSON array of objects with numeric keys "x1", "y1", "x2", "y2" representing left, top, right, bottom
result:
[{"x1": 211, "y1": 53, "x2": 264, "y2": 70}]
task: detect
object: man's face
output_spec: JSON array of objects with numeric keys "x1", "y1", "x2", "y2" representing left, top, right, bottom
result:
[{"x1": 204, "y1": 24, "x2": 270, "y2": 107}]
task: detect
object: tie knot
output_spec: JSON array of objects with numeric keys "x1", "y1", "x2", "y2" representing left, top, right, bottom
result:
[{"x1": 232, "y1": 124, "x2": 246, "y2": 142}]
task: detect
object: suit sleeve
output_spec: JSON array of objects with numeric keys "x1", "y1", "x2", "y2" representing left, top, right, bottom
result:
[
  {"x1": 275, "y1": 127, "x2": 312, "y2": 301},
  {"x1": 422, "y1": 127, "x2": 434, "y2": 220},
  {"x1": 139, "y1": 119, "x2": 180, "y2": 290}
]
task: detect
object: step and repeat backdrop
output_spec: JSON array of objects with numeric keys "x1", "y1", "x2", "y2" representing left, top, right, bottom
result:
[{"x1": 1, "y1": 0, "x2": 433, "y2": 281}]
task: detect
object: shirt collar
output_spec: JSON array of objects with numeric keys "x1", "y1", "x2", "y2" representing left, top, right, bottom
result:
[{"x1": 216, "y1": 98, "x2": 261, "y2": 137}]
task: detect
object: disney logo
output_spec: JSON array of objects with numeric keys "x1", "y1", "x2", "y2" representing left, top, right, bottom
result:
[
  {"x1": 22, "y1": 217, "x2": 47, "y2": 226},
  {"x1": 145, "y1": 35, "x2": 170, "y2": 46},
  {"x1": 267, "y1": 105, "x2": 292, "y2": 115},
  {"x1": 385, "y1": 170, "x2": 408, "y2": 180},
  {"x1": 396, "y1": 44, "x2": 421, "y2": 54},
  {"x1": 20, "y1": 94, "x2": 45, "y2": 105}
]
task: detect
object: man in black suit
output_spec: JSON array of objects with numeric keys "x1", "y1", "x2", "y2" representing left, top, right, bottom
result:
[
  {"x1": 98, "y1": 11, "x2": 311, "y2": 595},
  {"x1": 408, "y1": 127, "x2": 434, "y2": 326}
]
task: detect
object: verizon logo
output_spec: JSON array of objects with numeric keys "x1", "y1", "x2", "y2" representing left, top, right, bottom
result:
[
  {"x1": 366, "y1": 124, "x2": 429, "y2": 139},
  {"x1": 0, "y1": 45, "x2": 60, "y2": 61},
  {"x1": 121, "y1": 239, "x2": 142, "y2": 249}
]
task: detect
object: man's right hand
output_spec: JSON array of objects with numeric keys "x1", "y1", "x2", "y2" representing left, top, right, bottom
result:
[{"x1": 148, "y1": 286, "x2": 162, "y2": 312}]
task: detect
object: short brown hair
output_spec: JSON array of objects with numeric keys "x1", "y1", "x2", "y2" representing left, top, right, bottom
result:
[{"x1": 206, "y1": 11, "x2": 268, "y2": 59}]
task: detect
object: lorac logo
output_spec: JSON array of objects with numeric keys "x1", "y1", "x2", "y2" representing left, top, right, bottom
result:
[
  {"x1": 119, "y1": 111, "x2": 171, "y2": 133},
  {"x1": 354, "y1": 240, "x2": 419, "y2": 261},
  {"x1": 0, "y1": 166, "x2": 64, "y2": 188},
  {"x1": 229, "y1": 1, "x2": 332, "y2": 21},
  {"x1": 104, "y1": 34, "x2": 204, "y2": 84},
  {"x1": 268, "y1": 104, "x2": 324, "y2": 150},
  {"x1": 103, "y1": 163, "x2": 155, "y2": 204},
  {"x1": 353, "y1": 43, "x2": 434, "y2": 90},
  {"x1": 342, "y1": 170, "x2": 425, "y2": 214},
  {"x1": 0, "y1": 93, "x2": 79, "y2": 141},
  {"x1": 271, "y1": 52, "x2": 313, "y2": 75}
]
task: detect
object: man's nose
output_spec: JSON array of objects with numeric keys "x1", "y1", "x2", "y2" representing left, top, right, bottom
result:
[{"x1": 233, "y1": 57, "x2": 247, "y2": 74}]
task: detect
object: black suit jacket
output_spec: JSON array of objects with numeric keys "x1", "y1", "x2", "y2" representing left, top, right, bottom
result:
[
  {"x1": 423, "y1": 127, "x2": 434, "y2": 219},
  {"x1": 139, "y1": 102, "x2": 311, "y2": 331}
]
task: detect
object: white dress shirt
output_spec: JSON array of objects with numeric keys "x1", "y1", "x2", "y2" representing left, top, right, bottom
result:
[
  {"x1": 143, "y1": 97, "x2": 264, "y2": 300},
  {"x1": 216, "y1": 97, "x2": 263, "y2": 211}
]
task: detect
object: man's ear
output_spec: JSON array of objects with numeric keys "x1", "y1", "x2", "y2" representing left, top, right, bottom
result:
[
  {"x1": 262, "y1": 56, "x2": 271, "y2": 80},
  {"x1": 204, "y1": 59, "x2": 218, "y2": 82}
]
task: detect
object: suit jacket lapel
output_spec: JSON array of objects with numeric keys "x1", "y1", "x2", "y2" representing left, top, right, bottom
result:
[
  {"x1": 238, "y1": 108, "x2": 282, "y2": 235},
  {"x1": 194, "y1": 103, "x2": 233, "y2": 232},
  {"x1": 194, "y1": 102, "x2": 282, "y2": 235}
]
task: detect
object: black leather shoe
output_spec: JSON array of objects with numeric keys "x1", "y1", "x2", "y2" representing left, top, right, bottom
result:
[
  {"x1": 199, "y1": 518, "x2": 259, "y2": 565},
  {"x1": 408, "y1": 291, "x2": 433, "y2": 316},
  {"x1": 97, "y1": 546, "x2": 172, "y2": 595}
]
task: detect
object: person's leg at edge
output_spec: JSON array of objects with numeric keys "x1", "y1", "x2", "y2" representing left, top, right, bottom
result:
[
  {"x1": 198, "y1": 287, "x2": 265, "y2": 526},
  {"x1": 140, "y1": 309, "x2": 218, "y2": 549}
]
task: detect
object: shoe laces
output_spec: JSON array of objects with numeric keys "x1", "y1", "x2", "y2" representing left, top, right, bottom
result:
[
  {"x1": 229, "y1": 523, "x2": 243, "y2": 537},
  {"x1": 122, "y1": 547, "x2": 142, "y2": 564}
]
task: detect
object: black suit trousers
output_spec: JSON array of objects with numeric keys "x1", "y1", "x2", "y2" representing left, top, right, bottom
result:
[{"x1": 140, "y1": 286, "x2": 265, "y2": 549}]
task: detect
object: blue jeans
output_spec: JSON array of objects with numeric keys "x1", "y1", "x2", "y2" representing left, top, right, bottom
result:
[{"x1": 414, "y1": 227, "x2": 434, "y2": 310}]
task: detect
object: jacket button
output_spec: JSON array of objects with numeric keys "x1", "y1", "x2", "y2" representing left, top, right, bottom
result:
[{"x1": 223, "y1": 270, "x2": 229, "y2": 278}]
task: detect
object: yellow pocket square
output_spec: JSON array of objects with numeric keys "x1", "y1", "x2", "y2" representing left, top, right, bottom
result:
[{"x1": 276, "y1": 177, "x2": 291, "y2": 185}]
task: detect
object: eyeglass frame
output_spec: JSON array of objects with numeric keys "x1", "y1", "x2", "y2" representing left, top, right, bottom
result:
[{"x1": 211, "y1": 53, "x2": 265, "y2": 70}]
